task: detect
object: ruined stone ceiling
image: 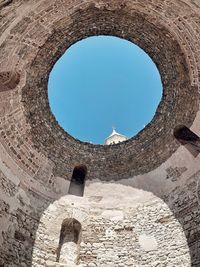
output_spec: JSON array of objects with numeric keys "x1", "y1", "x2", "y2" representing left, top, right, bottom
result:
[{"x1": 0, "y1": 0, "x2": 199, "y2": 180}]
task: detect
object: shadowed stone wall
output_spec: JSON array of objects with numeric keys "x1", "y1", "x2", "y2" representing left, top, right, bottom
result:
[{"x1": 0, "y1": 71, "x2": 20, "y2": 92}]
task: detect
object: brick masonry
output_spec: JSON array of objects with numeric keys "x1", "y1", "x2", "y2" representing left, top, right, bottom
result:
[{"x1": 0, "y1": 0, "x2": 200, "y2": 266}]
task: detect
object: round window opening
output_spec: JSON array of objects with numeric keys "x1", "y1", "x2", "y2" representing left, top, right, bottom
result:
[{"x1": 48, "y1": 36, "x2": 163, "y2": 145}]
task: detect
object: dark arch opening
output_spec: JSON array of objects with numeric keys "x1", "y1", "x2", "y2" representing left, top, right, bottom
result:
[
  {"x1": 0, "y1": 71, "x2": 20, "y2": 92},
  {"x1": 56, "y1": 218, "x2": 81, "y2": 264},
  {"x1": 174, "y1": 125, "x2": 200, "y2": 157},
  {"x1": 68, "y1": 165, "x2": 87, "y2": 197}
]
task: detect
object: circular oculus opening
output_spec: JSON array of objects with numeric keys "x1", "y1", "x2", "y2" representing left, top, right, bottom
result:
[{"x1": 48, "y1": 36, "x2": 163, "y2": 145}]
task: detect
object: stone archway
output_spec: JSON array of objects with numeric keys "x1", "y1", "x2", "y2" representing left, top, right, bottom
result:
[{"x1": 32, "y1": 185, "x2": 191, "y2": 267}]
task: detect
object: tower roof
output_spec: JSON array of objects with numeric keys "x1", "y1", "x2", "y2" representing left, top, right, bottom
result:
[
  {"x1": 106, "y1": 128, "x2": 126, "y2": 139},
  {"x1": 105, "y1": 128, "x2": 127, "y2": 145}
]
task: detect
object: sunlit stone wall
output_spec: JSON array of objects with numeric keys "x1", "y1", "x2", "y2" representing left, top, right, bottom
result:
[{"x1": 32, "y1": 188, "x2": 190, "y2": 267}]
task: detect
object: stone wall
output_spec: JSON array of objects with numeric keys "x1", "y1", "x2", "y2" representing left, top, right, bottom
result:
[
  {"x1": 0, "y1": 0, "x2": 200, "y2": 182},
  {"x1": 164, "y1": 170, "x2": 200, "y2": 266},
  {"x1": 0, "y1": 167, "x2": 52, "y2": 266},
  {"x1": 0, "y1": 0, "x2": 200, "y2": 266},
  {"x1": 0, "y1": 71, "x2": 20, "y2": 92},
  {"x1": 1, "y1": 146, "x2": 200, "y2": 266},
  {"x1": 32, "y1": 192, "x2": 190, "y2": 267}
]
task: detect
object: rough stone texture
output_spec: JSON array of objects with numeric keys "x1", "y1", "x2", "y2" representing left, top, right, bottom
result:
[
  {"x1": 0, "y1": 0, "x2": 200, "y2": 182},
  {"x1": 0, "y1": 0, "x2": 200, "y2": 266},
  {"x1": 0, "y1": 71, "x2": 20, "y2": 92},
  {"x1": 32, "y1": 192, "x2": 191, "y2": 267}
]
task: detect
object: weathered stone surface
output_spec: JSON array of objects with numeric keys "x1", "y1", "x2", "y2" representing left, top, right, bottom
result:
[
  {"x1": 0, "y1": 0, "x2": 200, "y2": 266},
  {"x1": 0, "y1": 0, "x2": 199, "y2": 182},
  {"x1": 32, "y1": 192, "x2": 191, "y2": 267},
  {"x1": 139, "y1": 234, "x2": 158, "y2": 252}
]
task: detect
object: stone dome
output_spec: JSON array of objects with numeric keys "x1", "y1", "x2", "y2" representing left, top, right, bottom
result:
[{"x1": 0, "y1": 0, "x2": 200, "y2": 266}]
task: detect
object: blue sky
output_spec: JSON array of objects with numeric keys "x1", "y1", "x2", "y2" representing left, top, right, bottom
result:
[{"x1": 48, "y1": 36, "x2": 162, "y2": 144}]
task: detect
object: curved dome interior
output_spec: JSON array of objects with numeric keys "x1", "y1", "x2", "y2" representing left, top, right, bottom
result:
[{"x1": 0, "y1": 0, "x2": 200, "y2": 266}]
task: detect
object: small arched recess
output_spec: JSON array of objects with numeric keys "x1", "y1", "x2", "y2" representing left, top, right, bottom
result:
[
  {"x1": 174, "y1": 125, "x2": 200, "y2": 157},
  {"x1": 56, "y1": 218, "x2": 82, "y2": 265},
  {"x1": 68, "y1": 165, "x2": 87, "y2": 197}
]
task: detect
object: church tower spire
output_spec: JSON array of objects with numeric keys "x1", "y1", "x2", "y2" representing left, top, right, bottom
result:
[{"x1": 105, "y1": 128, "x2": 127, "y2": 145}]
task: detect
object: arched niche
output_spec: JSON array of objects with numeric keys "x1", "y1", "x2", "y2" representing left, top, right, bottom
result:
[
  {"x1": 174, "y1": 125, "x2": 200, "y2": 157},
  {"x1": 32, "y1": 188, "x2": 191, "y2": 267},
  {"x1": 56, "y1": 218, "x2": 81, "y2": 265},
  {"x1": 68, "y1": 165, "x2": 87, "y2": 197},
  {"x1": 0, "y1": 71, "x2": 20, "y2": 92}
]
